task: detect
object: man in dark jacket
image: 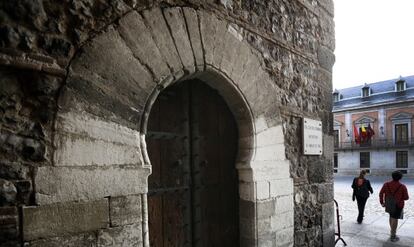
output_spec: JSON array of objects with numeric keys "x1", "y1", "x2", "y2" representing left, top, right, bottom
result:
[
  {"x1": 352, "y1": 170, "x2": 373, "y2": 223},
  {"x1": 379, "y1": 171, "x2": 409, "y2": 242}
]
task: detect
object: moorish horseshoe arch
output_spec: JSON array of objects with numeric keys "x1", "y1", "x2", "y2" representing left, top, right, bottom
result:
[{"x1": 48, "y1": 6, "x2": 294, "y2": 246}]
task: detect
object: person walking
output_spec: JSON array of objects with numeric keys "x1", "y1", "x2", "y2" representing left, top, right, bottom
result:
[
  {"x1": 379, "y1": 170, "x2": 409, "y2": 242},
  {"x1": 351, "y1": 169, "x2": 373, "y2": 223}
]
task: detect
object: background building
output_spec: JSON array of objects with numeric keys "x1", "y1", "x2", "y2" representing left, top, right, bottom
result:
[
  {"x1": 0, "y1": 1, "x2": 335, "y2": 246},
  {"x1": 333, "y1": 75, "x2": 414, "y2": 175}
]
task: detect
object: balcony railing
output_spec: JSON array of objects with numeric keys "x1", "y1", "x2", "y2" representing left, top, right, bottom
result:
[{"x1": 334, "y1": 138, "x2": 414, "y2": 150}]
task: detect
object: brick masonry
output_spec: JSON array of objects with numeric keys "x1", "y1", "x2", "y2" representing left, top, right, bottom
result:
[{"x1": 0, "y1": 1, "x2": 335, "y2": 246}]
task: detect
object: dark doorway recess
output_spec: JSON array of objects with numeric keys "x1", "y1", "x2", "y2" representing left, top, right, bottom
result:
[{"x1": 146, "y1": 80, "x2": 240, "y2": 247}]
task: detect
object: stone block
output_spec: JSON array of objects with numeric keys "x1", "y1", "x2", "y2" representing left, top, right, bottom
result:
[
  {"x1": 70, "y1": 27, "x2": 154, "y2": 98},
  {"x1": 323, "y1": 134, "x2": 334, "y2": 160},
  {"x1": 237, "y1": 52, "x2": 262, "y2": 93},
  {"x1": 275, "y1": 195, "x2": 294, "y2": 214},
  {"x1": 26, "y1": 232, "x2": 97, "y2": 247},
  {"x1": 228, "y1": 42, "x2": 251, "y2": 84},
  {"x1": 220, "y1": 24, "x2": 244, "y2": 76},
  {"x1": 270, "y1": 178, "x2": 293, "y2": 198},
  {"x1": 257, "y1": 232, "x2": 276, "y2": 247},
  {"x1": 317, "y1": 45, "x2": 335, "y2": 72},
  {"x1": 198, "y1": 11, "x2": 217, "y2": 65},
  {"x1": 239, "y1": 199, "x2": 255, "y2": 219},
  {"x1": 0, "y1": 179, "x2": 17, "y2": 205},
  {"x1": 239, "y1": 217, "x2": 256, "y2": 238},
  {"x1": 322, "y1": 202, "x2": 334, "y2": 232},
  {"x1": 110, "y1": 195, "x2": 142, "y2": 227},
  {"x1": 250, "y1": 161, "x2": 291, "y2": 182},
  {"x1": 256, "y1": 125, "x2": 285, "y2": 147},
  {"x1": 183, "y1": 8, "x2": 204, "y2": 69},
  {"x1": 0, "y1": 207, "x2": 19, "y2": 242},
  {"x1": 54, "y1": 132, "x2": 142, "y2": 167},
  {"x1": 257, "y1": 216, "x2": 272, "y2": 235},
  {"x1": 23, "y1": 199, "x2": 109, "y2": 241},
  {"x1": 318, "y1": 0, "x2": 334, "y2": 16},
  {"x1": 254, "y1": 144, "x2": 286, "y2": 162},
  {"x1": 35, "y1": 165, "x2": 149, "y2": 204},
  {"x1": 118, "y1": 11, "x2": 170, "y2": 81},
  {"x1": 307, "y1": 160, "x2": 326, "y2": 183},
  {"x1": 142, "y1": 8, "x2": 183, "y2": 73},
  {"x1": 0, "y1": 162, "x2": 30, "y2": 180},
  {"x1": 322, "y1": 229, "x2": 335, "y2": 247},
  {"x1": 210, "y1": 19, "x2": 229, "y2": 68},
  {"x1": 256, "y1": 180, "x2": 270, "y2": 200},
  {"x1": 163, "y1": 7, "x2": 195, "y2": 73},
  {"x1": 97, "y1": 224, "x2": 142, "y2": 247},
  {"x1": 271, "y1": 211, "x2": 294, "y2": 231},
  {"x1": 257, "y1": 200, "x2": 276, "y2": 219},
  {"x1": 56, "y1": 112, "x2": 140, "y2": 146},
  {"x1": 317, "y1": 183, "x2": 334, "y2": 203},
  {"x1": 275, "y1": 227, "x2": 294, "y2": 246},
  {"x1": 239, "y1": 181, "x2": 255, "y2": 201}
]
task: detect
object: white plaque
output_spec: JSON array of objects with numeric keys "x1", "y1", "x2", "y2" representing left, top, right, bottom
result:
[{"x1": 303, "y1": 118, "x2": 323, "y2": 155}]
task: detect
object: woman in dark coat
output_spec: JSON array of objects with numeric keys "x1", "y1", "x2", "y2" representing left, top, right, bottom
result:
[{"x1": 352, "y1": 170, "x2": 374, "y2": 223}]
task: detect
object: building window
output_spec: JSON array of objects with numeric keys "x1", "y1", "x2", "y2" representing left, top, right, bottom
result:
[
  {"x1": 396, "y1": 151, "x2": 408, "y2": 174},
  {"x1": 395, "y1": 123, "x2": 408, "y2": 145},
  {"x1": 333, "y1": 93, "x2": 339, "y2": 102},
  {"x1": 396, "y1": 81, "x2": 405, "y2": 92},
  {"x1": 334, "y1": 130, "x2": 339, "y2": 148},
  {"x1": 362, "y1": 87, "x2": 370, "y2": 97},
  {"x1": 360, "y1": 152, "x2": 370, "y2": 168},
  {"x1": 333, "y1": 153, "x2": 338, "y2": 173}
]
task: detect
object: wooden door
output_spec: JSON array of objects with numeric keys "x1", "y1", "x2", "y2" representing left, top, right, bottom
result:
[{"x1": 147, "y1": 80, "x2": 239, "y2": 247}]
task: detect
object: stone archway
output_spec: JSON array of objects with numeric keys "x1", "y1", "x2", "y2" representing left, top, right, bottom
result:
[{"x1": 33, "y1": 6, "x2": 294, "y2": 247}]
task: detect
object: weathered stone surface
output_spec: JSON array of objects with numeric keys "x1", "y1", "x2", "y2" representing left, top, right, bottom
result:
[
  {"x1": 53, "y1": 112, "x2": 143, "y2": 167},
  {"x1": 69, "y1": 26, "x2": 154, "y2": 106},
  {"x1": 220, "y1": 24, "x2": 244, "y2": 76},
  {"x1": 0, "y1": 2, "x2": 335, "y2": 246},
  {"x1": 182, "y1": 8, "x2": 204, "y2": 69},
  {"x1": 23, "y1": 199, "x2": 109, "y2": 241},
  {"x1": 0, "y1": 207, "x2": 19, "y2": 242},
  {"x1": 97, "y1": 224, "x2": 142, "y2": 247},
  {"x1": 198, "y1": 11, "x2": 219, "y2": 66},
  {"x1": 317, "y1": 183, "x2": 333, "y2": 203},
  {"x1": 118, "y1": 11, "x2": 170, "y2": 81},
  {"x1": 110, "y1": 195, "x2": 142, "y2": 227},
  {"x1": 163, "y1": 7, "x2": 195, "y2": 73},
  {"x1": 27, "y1": 232, "x2": 97, "y2": 247},
  {"x1": 35, "y1": 166, "x2": 149, "y2": 204},
  {"x1": 0, "y1": 162, "x2": 30, "y2": 180},
  {"x1": 54, "y1": 132, "x2": 141, "y2": 167},
  {"x1": 317, "y1": 45, "x2": 335, "y2": 72},
  {"x1": 142, "y1": 8, "x2": 183, "y2": 73},
  {"x1": 0, "y1": 179, "x2": 17, "y2": 206}
]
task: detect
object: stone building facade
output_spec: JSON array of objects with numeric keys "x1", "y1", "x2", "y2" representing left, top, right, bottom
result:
[
  {"x1": 0, "y1": 1, "x2": 335, "y2": 246},
  {"x1": 334, "y1": 76, "x2": 414, "y2": 176}
]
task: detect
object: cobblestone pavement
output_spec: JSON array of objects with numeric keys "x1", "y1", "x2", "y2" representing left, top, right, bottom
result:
[
  {"x1": 334, "y1": 175, "x2": 414, "y2": 246},
  {"x1": 334, "y1": 175, "x2": 414, "y2": 218}
]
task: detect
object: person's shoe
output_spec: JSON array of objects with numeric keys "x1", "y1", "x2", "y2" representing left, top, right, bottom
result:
[{"x1": 390, "y1": 236, "x2": 400, "y2": 242}]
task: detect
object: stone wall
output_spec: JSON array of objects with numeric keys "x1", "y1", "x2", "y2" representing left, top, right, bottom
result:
[{"x1": 0, "y1": 1, "x2": 335, "y2": 246}]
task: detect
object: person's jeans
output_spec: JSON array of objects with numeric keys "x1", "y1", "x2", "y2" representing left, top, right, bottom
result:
[{"x1": 356, "y1": 196, "x2": 368, "y2": 222}]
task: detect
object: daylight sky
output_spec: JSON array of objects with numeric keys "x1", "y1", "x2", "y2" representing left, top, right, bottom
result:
[{"x1": 332, "y1": 0, "x2": 414, "y2": 90}]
